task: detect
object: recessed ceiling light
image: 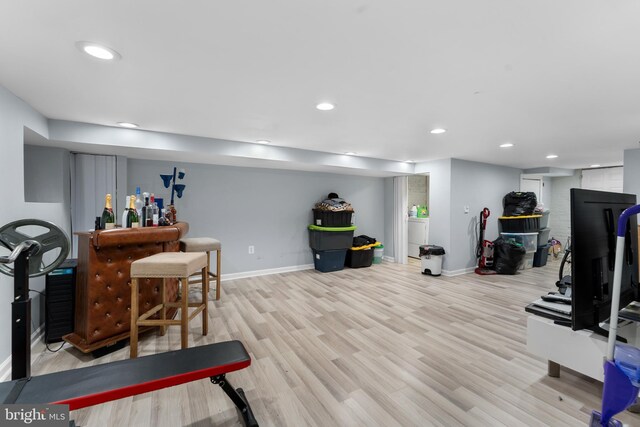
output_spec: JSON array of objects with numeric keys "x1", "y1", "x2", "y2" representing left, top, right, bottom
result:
[
  {"x1": 117, "y1": 122, "x2": 138, "y2": 128},
  {"x1": 76, "y1": 41, "x2": 121, "y2": 60},
  {"x1": 405, "y1": 160, "x2": 414, "y2": 163},
  {"x1": 546, "y1": 154, "x2": 558, "y2": 159},
  {"x1": 500, "y1": 143, "x2": 514, "y2": 148},
  {"x1": 590, "y1": 164, "x2": 601, "y2": 168},
  {"x1": 316, "y1": 102, "x2": 335, "y2": 111},
  {"x1": 430, "y1": 128, "x2": 446, "y2": 134},
  {"x1": 255, "y1": 140, "x2": 270, "y2": 144},
  {"x1": 344, "y1": 152, "x2": 356, "y2": 156}
]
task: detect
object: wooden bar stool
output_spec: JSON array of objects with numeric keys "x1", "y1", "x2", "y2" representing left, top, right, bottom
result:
[
  {"x1": 129, "y1": 252, "x2": 208, "y2": 358},
  {"x1": 180, "y1": 238, "x2": 222, "y2": 300}
]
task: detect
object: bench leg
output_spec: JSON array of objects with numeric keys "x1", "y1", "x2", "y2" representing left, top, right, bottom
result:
[
  {"x1": 130, "y1": 278, "x2": 139, "y2": 359},
  {"x1": 181, "y1": 277, "x2": 189, "y2": 349},
  {"x1": 216, "y1": 249, "x2": 221, "y2": 300},
  {"x1": 160, "y1": 278, "x2": 167, "y2": 336},
  {"x1": 202, "y1": 266, "x2": 208, "y2": 336},
  {"x1": 548, "y1": 360, "x2": 560, "y2": 378},
  {"x1": 211, "y1": 374, "x2": 258, "y2": 427}
]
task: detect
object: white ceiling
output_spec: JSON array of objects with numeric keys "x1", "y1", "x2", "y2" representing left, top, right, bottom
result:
[{"x1": 2, "y1": 0, "x2": 640, "y2": 170}]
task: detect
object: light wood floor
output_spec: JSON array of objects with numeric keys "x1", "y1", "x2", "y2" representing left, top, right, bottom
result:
[{"x1": 31, "y1": 258, "x2": 640, "y2": 426}]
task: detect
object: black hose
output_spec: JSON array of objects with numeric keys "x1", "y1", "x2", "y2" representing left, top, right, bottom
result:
[{"x1": 559, "y1": 246, "x2": 571, "y2": 281}]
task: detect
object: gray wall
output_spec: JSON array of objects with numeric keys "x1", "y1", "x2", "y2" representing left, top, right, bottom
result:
[
  {"x1": 542, "y1": 177, "x2": 552, "y2": 208},
  {"x1": 415, "y1": 159, "x2": 452, "y2": 269},
  {"x1": 24, "y1": 145, "x2": 70, "y2": 204},
  {"x1": 624, "y1": 148, "x2": 640, "y2": 198},
  {"x1": 127, "y1": 159, "x2": 386, "y2": 274},
  {"x1": 449, "y1": 159, "x2": 522, "y2": 272},
  {"x1": 0, "y1": 85, "x2": 71, "y2": 367},
  {"x1": 549, "y1": 170, "x2": 581, "y2": 248}
]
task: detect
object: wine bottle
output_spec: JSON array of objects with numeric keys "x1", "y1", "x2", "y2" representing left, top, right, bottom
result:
[
  {"x1": 134, "y1": 187, "x2": 143, "y2": 218},
  {"x1": 150, "y1": 193, "x2": 159, "y2": 227},
  {"x1": 145, "y1": 196, "x2": 153, "y2": 227},
  {"x1": 141, "y1": 193, "x2": 150, "y2": 227},
  {"x1": 127, "y1": 194, "x2": 139, "y2": 228},
  {"x1": 101, "y1": 194, "x2": 115, "y2": 230},
  {"x1": 122, "y1": 195, "x2": 131, "y2": 228}
]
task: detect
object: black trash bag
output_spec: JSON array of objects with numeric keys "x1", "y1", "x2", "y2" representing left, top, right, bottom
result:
[
  {"x1": 353, "y1": 235, "x2": 377, "y2": 247},
  {"x1": 492, "y1": 237, "x2": 526, "y2": 275},
  {"x1": 503, "y1": 191, "x2": 537, "y2": 216}
]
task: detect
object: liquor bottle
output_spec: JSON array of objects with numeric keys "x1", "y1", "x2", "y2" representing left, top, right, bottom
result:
[
  {"x1": 141, "y1": 193, "x2": 150, "y2": 227},
  {"x1": 101, "y1": 194, "x2": 115, "y2": 230},
  {"x1": 122, "y1": 195, "x2": 131, "y2": 228},
  {"x1": 127, "y1": 194, "x2": 139, "y2": 228},
  {"x1": 150, "y1": 193, "x2": 159, "y2": 227},
  {"x1": 145, "y1": 196, "x2": 154, "y2": 227},
  {"x1": 134, "y1": 187, "x2": 143, "y2": 218}
]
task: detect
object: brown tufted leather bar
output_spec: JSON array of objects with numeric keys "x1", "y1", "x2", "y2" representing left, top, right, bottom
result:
[{"x1": 63, "y1": 223, "x2": 189, "y2": 353}]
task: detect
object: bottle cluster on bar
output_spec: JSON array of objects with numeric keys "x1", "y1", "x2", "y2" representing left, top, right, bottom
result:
[{"x1": 97, "y1": 186, "x2": 177, "y2": 230}]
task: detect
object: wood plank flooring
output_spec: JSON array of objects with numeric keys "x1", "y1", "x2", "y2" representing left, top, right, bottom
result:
[{"x1": 30, "y1": 258, "x2": 640, "y2": 426}]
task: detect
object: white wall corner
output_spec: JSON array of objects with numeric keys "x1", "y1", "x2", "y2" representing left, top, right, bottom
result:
[{"x1": 221, "y1": 264, "x2": 315, "y2": 282}]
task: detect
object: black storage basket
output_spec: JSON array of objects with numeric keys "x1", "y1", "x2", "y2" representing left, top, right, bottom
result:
[
  {"x1": 312, "y1": 209, "x2": 353, "y2": 227},
  {"x1": 308, "y1": 226, "x2": 356, "y2": 250},
  {"x1": 312, "y1": 249, "x2": 347, "y2": 272},
  {"x1": 499, "y1": 216, "x2": 541, "y2": 233},
  {"x1": 533, "y1": 245, "x2": 550, "y2": 267},
  {"x1": 345, "y1": 248, "x2": 373, "y2": 268}
]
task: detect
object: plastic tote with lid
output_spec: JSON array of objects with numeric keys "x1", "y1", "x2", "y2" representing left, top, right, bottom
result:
[
  {"x1": 373, "y1": 244, "x2": 384, "y2": 264},
  {"x1": 419, "y1": 245, "x2": 445, "y2": 276}
]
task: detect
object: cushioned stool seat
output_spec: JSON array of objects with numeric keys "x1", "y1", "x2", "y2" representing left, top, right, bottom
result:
[
  {"x1": 130, "y1": 252, "x2": 208, "y2": 358},
  {"x1": 180, "y1": 237, "x2": 222, "y2": 300}
]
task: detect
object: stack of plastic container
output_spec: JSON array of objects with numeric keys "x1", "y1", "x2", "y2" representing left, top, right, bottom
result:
[
  {"x1": 308, "y1": 225, "x2": 357, "y2": 272},
  {"x1": 498, "y1": 214, "x2": 541, "y2": 269},
  {"x1": 533, "y1": 211, "x2": 551, "y2": 267}
]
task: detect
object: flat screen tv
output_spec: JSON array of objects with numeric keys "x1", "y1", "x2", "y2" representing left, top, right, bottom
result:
[{"x1": 570, "y1": 188, "x2": 638, "y2": 333}]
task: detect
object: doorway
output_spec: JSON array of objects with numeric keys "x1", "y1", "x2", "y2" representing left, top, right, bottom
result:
[
  {"x1": 520, "y1": 177, "x2": 542, "y2": 203},
  {"x1": 406, "y1": 174, "x2": 430, "y2": 261}
]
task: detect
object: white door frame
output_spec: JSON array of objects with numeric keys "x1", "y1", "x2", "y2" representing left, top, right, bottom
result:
[
  {"x1": 520, "y1": 174, "x2": 543, "y2": 204},
  {"x1": 393, "y1": 176, "x2": 409, "y2": 264}
]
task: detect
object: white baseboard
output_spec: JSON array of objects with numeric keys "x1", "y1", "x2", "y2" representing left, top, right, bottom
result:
[
  {"x1": 382, "y1": 256, "x2": 395, "y2": 262},
  {"x1": 222, "y1": 263, "x2": 315, "y2": 281},
  {"x1": 0, "y1": 325, "x2": 45, "y2": 382},
  {"x1": 441, "y1": 266, "x2": 477, "y2": 277}
]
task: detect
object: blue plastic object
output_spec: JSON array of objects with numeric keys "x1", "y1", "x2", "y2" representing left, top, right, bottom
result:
[
  {"x1": 616, "y1": 204, "x2": 640, "y2": 237},
  {"x1": 614, "y1": 343, "x2": 640, "y2": 387},
  {"x1": 160, "y1": 174, "x2": 173, "y2": 188},
  {"x1": 600, "y1": 360, "x2": 639, "y2": 426},
  {"x1": 589, "y1": 410, "x2": 624, "y2": 427}
]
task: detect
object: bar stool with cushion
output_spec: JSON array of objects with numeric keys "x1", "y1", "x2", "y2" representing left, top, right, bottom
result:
[
  {"x1": 179, "y1": 238, "x2": 221, "y2": 300},
  {"x1": 129, "y1": 251, "x2": 208, "y2": 358}
]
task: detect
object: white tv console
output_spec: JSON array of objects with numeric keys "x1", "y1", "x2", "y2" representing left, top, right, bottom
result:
[{"x1": 526, "y1": 315, "x2": 640, "y2": 381}]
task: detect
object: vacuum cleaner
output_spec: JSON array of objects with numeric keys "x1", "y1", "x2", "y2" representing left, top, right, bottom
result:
[{"x1": 475, "y1": 207, "x2": 496, "y2": 275}]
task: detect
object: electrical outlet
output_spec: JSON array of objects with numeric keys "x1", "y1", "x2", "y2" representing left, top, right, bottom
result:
[
  {"x1": 464, "y1": 205, "x2": 470, "y2": 214},
  {"x1": 248, "y1": 245, "x2": 255, "y2": 254}
]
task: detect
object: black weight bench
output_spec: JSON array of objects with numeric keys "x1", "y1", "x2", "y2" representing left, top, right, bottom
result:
[{"x1": 0, "y1": 340, "x2": 258, "y2": 427}]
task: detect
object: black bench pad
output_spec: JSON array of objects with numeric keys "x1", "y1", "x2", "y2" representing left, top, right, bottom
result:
[{"x1": 0, "y1": 340, "x2": 251, "y2": 410}]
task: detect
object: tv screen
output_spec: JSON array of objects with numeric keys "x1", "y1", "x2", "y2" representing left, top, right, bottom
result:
[{"x1": 570, "y1": 188, "x2": 638, "y2": 332}]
